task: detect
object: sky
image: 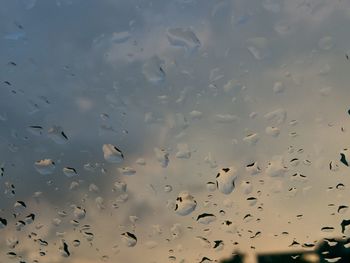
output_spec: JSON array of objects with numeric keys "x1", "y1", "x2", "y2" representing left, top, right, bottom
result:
[{"x1": 1, "y1": 0, "x2": 350, "y2": 262}]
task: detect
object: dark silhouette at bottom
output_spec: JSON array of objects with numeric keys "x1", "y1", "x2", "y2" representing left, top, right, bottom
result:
[{"x1": 221, "y1": 237, "x2": 350, "y2": 263}]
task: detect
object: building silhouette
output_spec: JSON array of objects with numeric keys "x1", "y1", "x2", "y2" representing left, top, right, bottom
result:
[{"x1": 221, "y1": 237, "x2": 350, "y2": 263}]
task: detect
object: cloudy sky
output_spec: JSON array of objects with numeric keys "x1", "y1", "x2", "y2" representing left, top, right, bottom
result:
[{"x1": 1, "y1": 0, "x2": 350, "y2": 262}]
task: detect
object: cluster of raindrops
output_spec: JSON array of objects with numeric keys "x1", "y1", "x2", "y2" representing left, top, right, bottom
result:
[{"x1": 3, "y1": 1, "x2": 350, "y2": 263}]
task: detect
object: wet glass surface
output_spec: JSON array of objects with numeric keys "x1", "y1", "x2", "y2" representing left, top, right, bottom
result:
[{"x1": 1, "y1": 0, "x2": 350, "y2": 262}]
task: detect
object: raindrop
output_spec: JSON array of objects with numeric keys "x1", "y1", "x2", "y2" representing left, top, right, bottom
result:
[
  {"x1": 102, "y1": 144, "x2": 124, "y2": 163},
  {"x1": 216, "y1": 167, "x2": 238, "y2": 194},
  {"x1": 154, "y1": 148, "x2": 169, "y2": 168},
  {"x1": 63, "y1": 167, "x2": 78, "y2": 177},
  {"x1": 142, "y1": 56, "x2": 165, "y2": 84},
  {"x1": 196, "y1": 213, "x2": 216, "y2": 224},
  {"x1": 266, "y1": 156, "x2": 287, "y2": 177},
  {"x1": 340, "y1": 149, "x2": 349, "y2": 167},
  {"x1": 34, "y1": 159, "x2": 55, "y2": 175},
  {"x1": 164, "y1": 185, "x2": 173, "y2": 193},
  {"x1": 47, "y1": 126, "x2": 68, "y2": 144},
  {"x1": 59, "y1": 240, "x2": 70, "y2": 257},
  {"x1": 0, "y1": 217, "x2": 7, "y2": 228},
  {"x1": 265, "y1": 126, "x2": 280, "y2": 137},
  {"x1": 118, "y1": 166, "x2": 136, "y2": 176},
  {"x1": 174, "y1": 192, "x2": 197, "y2": 216},
  {"x1": 167, "y1": 27, "x2": 201, "y2": 52},
  {"x1": 121, "y1": 232, "x2": 137, "y2": 247}
]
